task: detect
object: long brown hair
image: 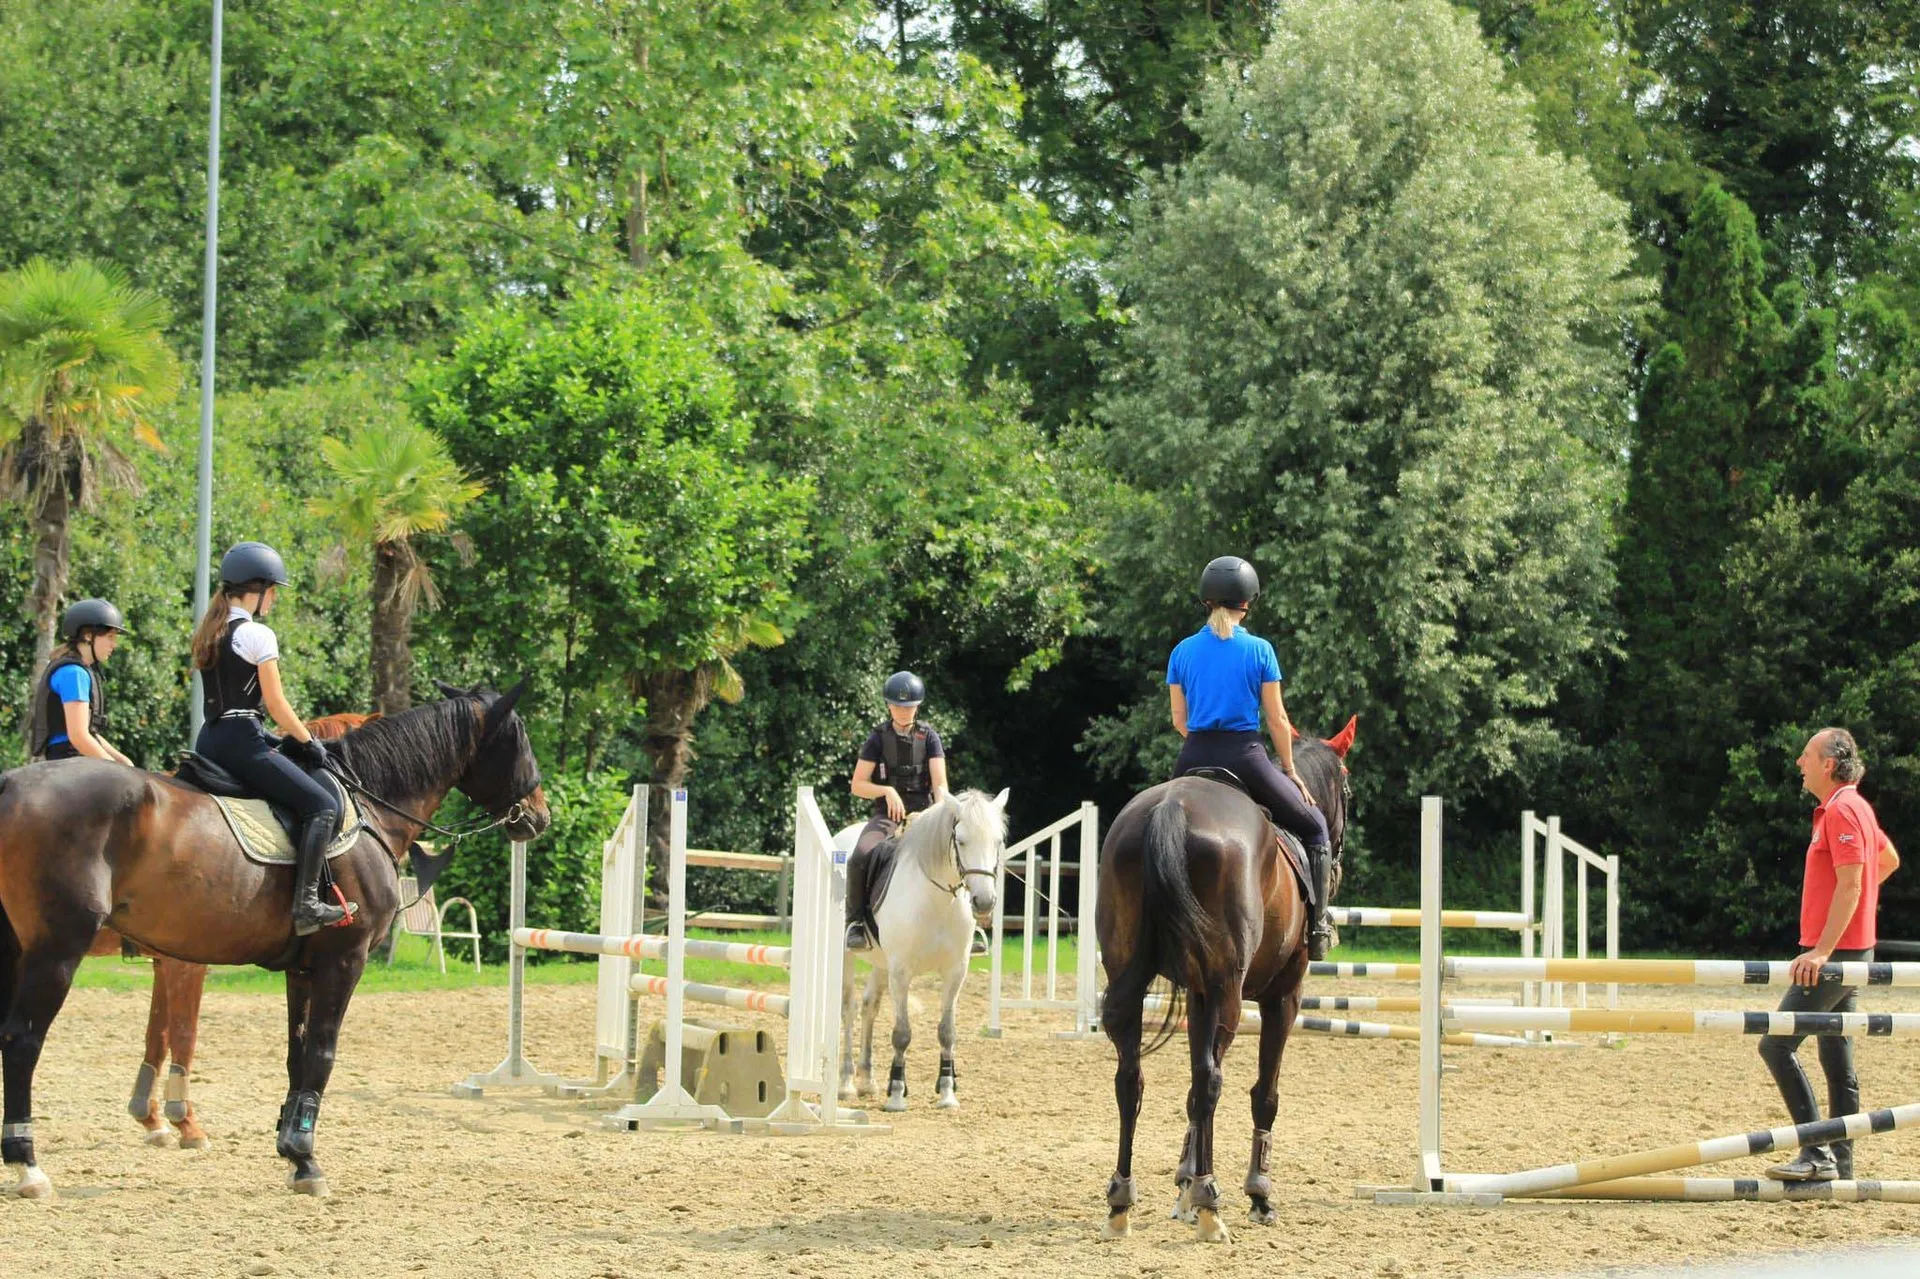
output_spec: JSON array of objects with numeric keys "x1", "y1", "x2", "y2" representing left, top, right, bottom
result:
[{"x1": 190, "y1": 587, "x2": 241, "y2": 671}]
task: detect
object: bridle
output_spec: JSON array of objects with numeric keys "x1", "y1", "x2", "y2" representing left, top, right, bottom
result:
[
  {"x1": 324, "y1": 747, "x2": 541, "y2": 864},
  {"x1": 923, "y1": 804, "x2": 1002, "y2": 898}
]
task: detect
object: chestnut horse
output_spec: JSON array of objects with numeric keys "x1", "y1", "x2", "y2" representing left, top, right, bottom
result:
[
  {"x1": 1096, "y1": 718, "x2": 1354, "y2": 1242},
  {"x1": 93, "y1": 711, "x2": 379, "y2": 1151},
  {"x1": 0, "y1": 684, "x2": 546, "y2": 1198}
]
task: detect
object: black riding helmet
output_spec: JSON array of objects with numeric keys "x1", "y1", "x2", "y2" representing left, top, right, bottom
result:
[
  {"x1": 1199, "y1": 556, "x2": 1260, "y2": 609},
  {"x1": 219, "y1": 540, "x2": 290, "y2": 589},
  {"x1": 883, "y1": 670, "x2": 925, "y2": 707},
  {"x1": 60, "y1": 598, "x2": 128, "y2": 641}
]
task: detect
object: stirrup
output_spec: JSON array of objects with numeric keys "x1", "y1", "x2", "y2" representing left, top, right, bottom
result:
[
  {"x1": 970, "y1": 927, "x2": 990, "y2": 957},
  {"x1": 1308, "y1": 921, "x2": 1335, "y2": 962},
  {"x1": 844, "y1": 921, "x2": 872, "y2": 952}
]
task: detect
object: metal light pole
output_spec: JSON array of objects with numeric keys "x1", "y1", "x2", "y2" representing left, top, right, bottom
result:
[{"x1": 191, "y1": 0, "x2": 224, "y2": 742}]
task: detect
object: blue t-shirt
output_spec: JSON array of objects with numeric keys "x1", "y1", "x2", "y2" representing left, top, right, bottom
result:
[
  {"x1": 1166, "y1": 626, "x2": 1283, "y2": 733},
  {"x1": 47, "y1": 663, "x2": 92, "y2": 745}
]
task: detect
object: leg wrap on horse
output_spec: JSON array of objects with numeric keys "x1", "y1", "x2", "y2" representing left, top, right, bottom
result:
[
  {"x1": 164, "y1": 1064, "x2": 191, "y2": 1123},
  {"x1": 129, "y1": 1061, "x2": 159, "y2": 1120},
  {"x1": 1186, "y1": 1174, "x2": 1223, "y2": 1212},
  {"x1": 276, "y1": 1089, "x2": 322, "y2": 1160},
  {"x1": 2, "y1": 1120, "x2": 33, "y2": 1168},
  {"x1": 1107, "y1": 1174, "x2": 1136, "y2": 1214},
  {"x1": 1244, "y1": 1128, "x2": 1273, "y2": 1201}
]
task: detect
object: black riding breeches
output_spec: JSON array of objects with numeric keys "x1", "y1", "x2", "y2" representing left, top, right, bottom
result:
[
  {"x1": 196, "y1": 717, "x2": 339, "y2": 823},
  {"x1": 1176, "y1": 730, "x2": 1329, "y2": 849},
  {"x1": 1759, "y1": 946, "x2": 1872, "y2": 1161},
  {"x1": 42, "y1": 741, "x2": 81, "y2": 761}
]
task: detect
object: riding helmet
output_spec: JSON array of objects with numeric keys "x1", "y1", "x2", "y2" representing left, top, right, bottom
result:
[
  {"x1": 219, "y1": 541, "x2": 291, "y2": 589},
  {"x1": 883, "y1": 670, "x2": 926, "y2": 707},
  {"x1": 1199, "y1": 556, "x2": 1260, "y2": 609},
  {"x1": 60, "y1": 597, "x2": 128, "y2": 640}
]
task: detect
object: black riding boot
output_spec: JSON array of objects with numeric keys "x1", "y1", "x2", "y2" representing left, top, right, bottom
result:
[
  {"x1": 1307, "y1": 841, "x2": 1335, "y2": 961},
  {"x1": 291, "y1": 815, "x2": 353, "y2": 936},
  {"x1": 843, "y1": 849, "x2": 872, "y2": 951}
]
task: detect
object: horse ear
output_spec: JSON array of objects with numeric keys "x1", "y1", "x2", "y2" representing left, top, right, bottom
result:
[
  {"x1": 990, "y1": 787, "x2": 1010, "y2": 812},
  {"x1": 482, "y1": 679, "x2": 528, "y2": 737},
  {"x1": 1325, "y1": 715, "x2": 1358, "y2": 759},
  {"x1": 433, "y1": 679, "x2": 466, "y2": 699}
]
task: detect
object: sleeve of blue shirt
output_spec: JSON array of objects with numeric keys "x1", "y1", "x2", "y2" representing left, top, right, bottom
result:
[
  {"x1": 1166, "y1": 641, "x2": 1185, "y2": 688},
  {"x1": 49, "y1": 663, "x2": 91, "y2": 704},
  {"x1": 1257, "y1": 639, "x2": 1282, "y2": 685}
]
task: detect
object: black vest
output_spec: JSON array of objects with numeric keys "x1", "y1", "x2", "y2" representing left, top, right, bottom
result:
[
  {"x1": 202, "y1": 617, "x2": 265, "y2": 721},
  {"x1": 872, "y1": 722, "x2": 933, "y2": 817},
  {"x1": 31, "y1": 653, "x2": 108, "y2": 758}
]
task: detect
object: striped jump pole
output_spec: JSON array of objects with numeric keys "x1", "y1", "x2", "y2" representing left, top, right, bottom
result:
[
  {"x1": 1310, "y1": 962, "x2": 1419, "y2": 980},
  {"x1": 1133, "y1": 994, "x2": 1533, "y2": 1048},
  {"x1": 1301, "y1": 995, "x2": 1513, "y2": 1014},
  {"x1": 1444, "y1": 1007, "x2": 1920, "y2": 1037},
  {"x1": 1442, "y1": 1102, "x2": 1920, "y2": 1198},
  {"x1": 629, "y1": 974, "x2": 790, "y2": 1017},
  {"x1": 1526, "y1": 1177, "x2": 1920, "y2": 1203},
  {"x1": 516, "y1": 928, "x2": 794, "y2": 968},
  {"x1": 1331, "y1": 907, "x2": 1528, "y2": 930},
  {"x1": 1444, "y1": 957, "x2": 1920, "y2": 988}
]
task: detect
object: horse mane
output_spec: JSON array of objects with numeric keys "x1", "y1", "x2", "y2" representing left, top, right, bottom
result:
[
  {"x1": 897, "y1": 789, "x2": 1008, "y2": 868},
  {"x1": 330, "y1": 698, "x2": 482, "y2": 800}
]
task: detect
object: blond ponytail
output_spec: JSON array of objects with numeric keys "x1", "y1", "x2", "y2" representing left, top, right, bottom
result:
[{"x1": 1207, "y1": 606, "x2": 1240, "y2": 640}]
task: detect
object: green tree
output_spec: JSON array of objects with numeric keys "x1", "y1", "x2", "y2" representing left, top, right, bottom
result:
[
  {"x1": 0, "y1": 258, "x2": 179, "y2": 677},
  {"x1": 416, "y1": 287, "x2": 813, "y2": 861},
  {"x1": 308, "y1": 384, "x2": 484, "y2": 716},
  {"x1": 1094, "y1": 0, "x2": 1645, "y2": 881}
]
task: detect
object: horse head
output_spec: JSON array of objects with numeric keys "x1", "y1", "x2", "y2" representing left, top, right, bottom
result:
[
  {"x1": 948, "y1": 787, "x2": 1010, "y2": 918},
  {"x1": 1300, "y1": 715, "x2": 1357, "y2": 898},
  {"x1": 444, "y1": 678, "x2": 550, "y2": 841}
]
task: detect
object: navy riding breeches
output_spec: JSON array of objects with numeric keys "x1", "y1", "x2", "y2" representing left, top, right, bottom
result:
[
  {"x1": 1175, "y1": 729, "x2": 1329, "y2": 849},
  {"x1": 196, "y1": 716, "x2": 339, "y2": 823}
]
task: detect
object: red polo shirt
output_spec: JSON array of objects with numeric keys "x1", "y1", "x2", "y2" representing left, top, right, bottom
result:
[{"x1": 1802, "y1": 783, "x2": 1883, "y2": 949}]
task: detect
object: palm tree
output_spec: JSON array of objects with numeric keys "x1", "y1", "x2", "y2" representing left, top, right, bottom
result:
[
  {"x1": 310, "y1": 417, "x2": 483, "y2": 715},
  {"x1": 0, "y1": 258, "x2": 179, "y2": 674},
  {"x1": 634, "y1": 613, "x2": 785, "y2": 867}
]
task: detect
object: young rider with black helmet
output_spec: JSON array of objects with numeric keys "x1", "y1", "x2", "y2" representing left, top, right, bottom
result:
[
  {"x1": 1168, "y1": 555, "x2": 1336, "y2": 959},
  {"x1": 30, "y1": 598, "x2": 134, "y2": 764},
  {"x1": 189, "y1": 541, "x2": 353, "y2": 935},
  {"x1": 842, "y1": 670, "x2": 949, "y2": 951}
]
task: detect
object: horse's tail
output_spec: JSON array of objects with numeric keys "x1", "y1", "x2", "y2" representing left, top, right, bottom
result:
[{"x1": 1108, "y1": 793, "x2": 1231, "y2": 1055}]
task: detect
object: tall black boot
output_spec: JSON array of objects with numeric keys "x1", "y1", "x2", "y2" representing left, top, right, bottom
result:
[
  {"x1": 291, "y1": 815, "x2": 353, "y2": 936},
  {"x1": 1307, "y1": 841, "x2": 1335, "y2": 961},
  {"x1": 843, "y1": 849, "x2": 873, "y2": 951}
]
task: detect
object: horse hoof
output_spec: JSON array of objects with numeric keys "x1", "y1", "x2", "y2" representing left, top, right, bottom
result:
[
  {"x1": 1101, "y1": 1211, "x2": 1131, "y2": 1240},
  {"x1": 934, "y1": 1093, "x2": 959, "y2": 1111},
  {"x1": 1169, "y1": 1197, "x2": 1196, "y2": 1225},
  {"x1": 178, "y1": 1132, "x2": 212, "y2": 1152},
  {"x1": 883, "y1": 1094, "x2": 909, "y2": 1114},
  {"x1": 8, "y1": 1166, "x2": 53, "y2": 1200},
  {"x1": 143, "y1": 1124, "x2": 177, "y2": 1149},
  {"x1": 288, "y1": 1172, "x2": 329, "y2": 1197},
  {"x1": 1248, "y1": 1202, "x2": 1277, "y2": 1227},
  {"x1": 1193, "y1": 1209, "x2": 1231, "y2": 1244}
]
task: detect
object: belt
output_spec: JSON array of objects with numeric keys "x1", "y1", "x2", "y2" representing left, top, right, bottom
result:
[{"x1": 218, "y1": 709, "x2": 263, "y2": 720}]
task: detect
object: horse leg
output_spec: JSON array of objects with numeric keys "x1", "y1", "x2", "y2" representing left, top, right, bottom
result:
[
  {"x1": 1245, "y1": 985, "x2": 1300, "y2": 1226},
  {"x1": 3, "y1": 924, "x2": 100, "y2": 1200},
  {"x1": 838, "y1": 961, "x2": 858, "y2": 1102},
  {"x1": 856, "y1": 966, "x2": 884, "y2": 1099},
  {"x1": 933, "y1": 958, "x2": 964, "y2": 1111},
  {"x1": 1101, "y1": 969, "x2": 1146, "y2": 1239},
  {"x1": 881, "y1": 959, "x2": 912, "y2": 1113},
  {"x1": 278, "y1": 968, "x2": 315, "y2": 1189},
  {"x1": 277, "y1": 948, "x2": 367, "y2": 1196},
  {"x1": 130, "y1": 954, "x2": 176, "y2": 1147},
  {"x1": 164, "y1": 961, "x2": 210, "y2": 1149},
  {"x1": 1177, "y1": 990, "x2": 1232, "y2": 1243}
]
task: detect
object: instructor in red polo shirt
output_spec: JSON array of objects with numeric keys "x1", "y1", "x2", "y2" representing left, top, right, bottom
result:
[{"x1": 1760, "y1": 727, "x2": 1901, "y2": 1183}]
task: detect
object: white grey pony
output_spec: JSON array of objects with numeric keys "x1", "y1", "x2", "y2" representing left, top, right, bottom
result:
[{"x1": 836, "y1": 788, "x2": 1008, "y2": 1111}]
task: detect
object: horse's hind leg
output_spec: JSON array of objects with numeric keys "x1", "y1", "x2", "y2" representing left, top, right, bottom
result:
[
  {"x1": 1245, "y1": 984, "x2": 1301, "y2": 1226},
  {"x1": 163, "y1": 961, "x2": 210, "y2": 1149},
  {"x1": 1176, "y1": 990, "x2": 1233, "y2": 1243},
  {"x1": 129, "y1": 956, "x2": 177, "y2": 1147},
  {"x1": 1100, "y1": 974, "x2": 1146, "y2": 1239},
  {"x1": 3, "y1": 923, "x2": 101, "y2": 1200},
  {"x1": 856, "y1": 966, "x2": 884, "y2": 1098}
]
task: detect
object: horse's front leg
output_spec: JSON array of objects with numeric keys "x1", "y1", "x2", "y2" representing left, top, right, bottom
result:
[
  {"x1": 130, "y1": 955, "x2": 175, "y2": 1147},
  {"x1": 277, "y1": 945, "x2": 368, "y2": 1196},
  {"x1": 1245, "y1": 982, "x2": 1299, "y2": 1227},
  {"x1": 163, "y1": 960, "x2": 210, "y2": 1150},
  {"x1": 856, "y1": 965, "x2": 884, "y2": 1098},
  {"x1": 838, "y1": 960, "x2": 858, "y2": 1102},
  {"x1": 933, "y1": 958, "x2": 965, "y2": 1110},
  {"x1": 882, "y1": 958, "x2": 913, "y2": 1113}
]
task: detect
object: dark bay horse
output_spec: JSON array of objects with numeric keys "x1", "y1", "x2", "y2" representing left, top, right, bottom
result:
[
  {"x1": 1097, "y1": 717, "x2": 1355, "y2": 1242},
  {"x1": 93, "y1": 711, "x2": 380, "y2": 1152},
  {"x1": 0, "y1": 686, "x2": 547, "y2": 1199}
]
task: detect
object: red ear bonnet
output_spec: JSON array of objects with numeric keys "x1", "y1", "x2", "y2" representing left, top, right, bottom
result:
[{"x1": 1325, "y1": 715, "x2": 1357, "y2": 759}]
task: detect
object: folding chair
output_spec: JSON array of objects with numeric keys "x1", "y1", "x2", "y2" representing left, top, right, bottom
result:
[{"x1": 386, "y1": 874, "x2": 483, "y2": 974}]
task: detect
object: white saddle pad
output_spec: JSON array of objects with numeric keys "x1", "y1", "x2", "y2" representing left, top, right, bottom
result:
[{"x1": 211, "y1": 794, "x2": 362, "y2": 867}]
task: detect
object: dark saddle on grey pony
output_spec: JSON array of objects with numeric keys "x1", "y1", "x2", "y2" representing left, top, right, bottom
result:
[
  {"x1": 174, "y1": 752, "x2": 348, "y2": 844},
  {"x1": 858, "y1": 836, "x2": 907, "y2": 943},
  {"x1": 1176, "y1": 766, "x2": 1314, "y2": 911}
]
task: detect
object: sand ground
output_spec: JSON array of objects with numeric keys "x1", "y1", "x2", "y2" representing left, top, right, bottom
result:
[{"x1": 5, "y1": 970, "x2": 1920, "y2": 1279}]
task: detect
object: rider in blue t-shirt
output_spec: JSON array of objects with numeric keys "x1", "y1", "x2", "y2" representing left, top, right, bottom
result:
[
  {"x1": 1167, "y1": 556, "x2": 1335, "y2": 959},
  {"x1": 30, "y1": 599, "x2": 134, "y2": 765}
]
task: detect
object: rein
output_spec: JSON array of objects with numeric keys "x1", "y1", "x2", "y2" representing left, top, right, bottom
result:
[{"x1": 918, "y1": 806, "x2": 999, "y2": 897}]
